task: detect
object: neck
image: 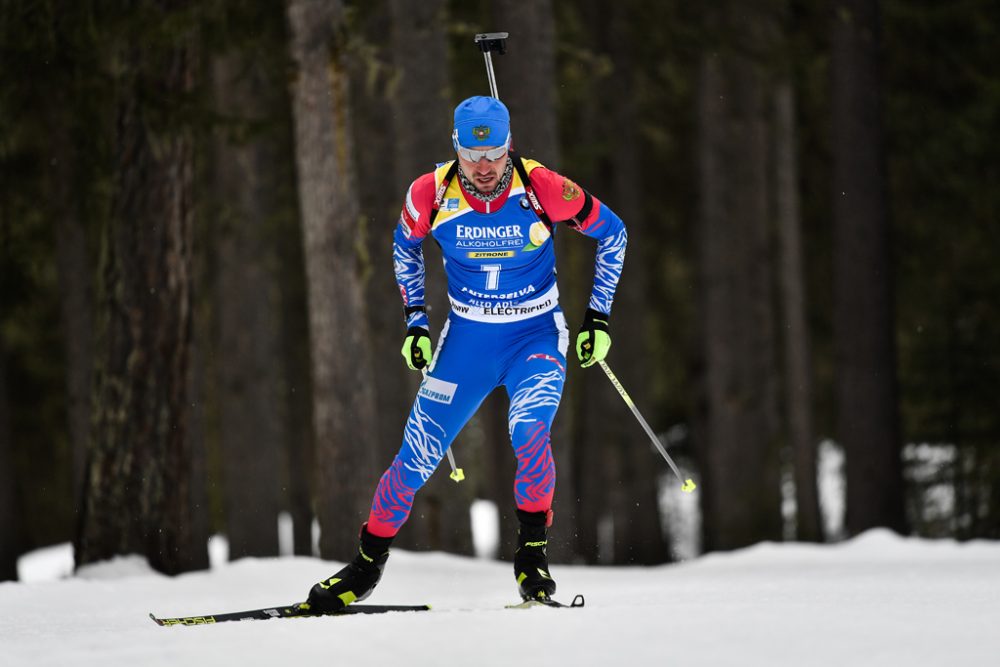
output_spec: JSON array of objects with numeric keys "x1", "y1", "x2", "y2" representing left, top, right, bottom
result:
[{"x1": 457, "y1": 159, "x2": 514, "y2": 204}]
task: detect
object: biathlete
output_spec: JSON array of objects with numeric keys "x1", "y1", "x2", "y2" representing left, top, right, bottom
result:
[{"x1": 305, "y1": 95, "x2": 627, "y2": 609}]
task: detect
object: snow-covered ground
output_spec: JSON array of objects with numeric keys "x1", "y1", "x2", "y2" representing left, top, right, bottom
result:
[{"x1": 2, "y1": 530, "x2": 998, "y2": 667}]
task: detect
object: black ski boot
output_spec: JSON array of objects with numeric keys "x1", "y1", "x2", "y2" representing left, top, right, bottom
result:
[
  {"x1": 305, "y1": 524, "x2": 392, "y2": 613},
  {"x1": 513, "y1": 509, "x2": 557, "y2": 601}
]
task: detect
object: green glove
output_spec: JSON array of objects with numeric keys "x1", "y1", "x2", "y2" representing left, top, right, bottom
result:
[
  {"x1": 576, "y1": 308, "x2": 611, "y2": 368},
  {"x1": 401, "y1": 326, "x2": 433, "y2": 370}
]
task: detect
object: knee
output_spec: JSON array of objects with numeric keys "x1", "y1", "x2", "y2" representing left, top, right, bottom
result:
[{"x1": 508, "y1": 372, "x2": 564, "y2": 431}]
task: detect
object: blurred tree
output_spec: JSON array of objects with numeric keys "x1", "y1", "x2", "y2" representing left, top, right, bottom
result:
[
  {"x1": 602, "y1": 0, "x2": 670, "y2": 564},
  {"x1": 286, "y1": 0, "x2": 379, "y2": 561},
  {"x1": 344, "y1": 1, "x2": 407, "y2": 552},
  {"x1": 184, "y1": 329, "x2": 210, "y2": 571},
  {"x1": 831, "y1": 0, "x2": 906, "y2": 535},
  {"x1": 46, "y1": 86, "x2": 95, "y2": 514},
  {"x1": 75, "y1": 0, "x2": 205, "y2": 574},
  {"x1": 552, "y1": 0, "x2": 609, "y2": 564},
  {"x1": 229, "y1": 5, "x2": 318, "y2": 557},
  {"x1": 211, "y1": 55, "x2": 286, "y2": 559},
  {"x1": 52, "y1": 166, "x2": 94, "y2": 511},
  {"x1": 775, "y1": 78, "x2": 822, "y2": 542},
  {"x1": 695, "y1": 1, "x2": 783, "y2": 551},
  {"x1": 1, "y1": 0, "x2": 105, "y2": 551},
  {"x1": 774, "y1": 3, "x2": 822, "y2": 542},
  {"x1": 0, "y1": 338, "x2": 18, "y2": 581},
  {"x1": 609, "y1": 0, "x2": 703, "y2": 559},
  {"x1": 883, "y1": 0, "x2": 1000, "y2": 538}
]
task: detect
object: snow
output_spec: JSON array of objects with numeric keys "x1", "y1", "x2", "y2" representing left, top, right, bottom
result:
[{"x1": 3, "y1": 530, "x2": 998, "y2": 667}]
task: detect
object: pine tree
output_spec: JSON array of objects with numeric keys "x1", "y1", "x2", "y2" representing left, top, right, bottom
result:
[
  {"x1": 75, "y1": 0, "x2": 204, "y2": 574},
  {"x1": 286, "y1": 0, "x2": 380, "y2": 560}
]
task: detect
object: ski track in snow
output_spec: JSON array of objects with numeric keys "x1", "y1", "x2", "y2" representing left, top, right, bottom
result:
[{"x1": 2, "y1": 529, "x2": 998, "y2": 667}]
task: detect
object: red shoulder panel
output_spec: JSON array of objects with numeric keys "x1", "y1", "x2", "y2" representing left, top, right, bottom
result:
[
  {"x1": 528, "y1": 166, "x2": 602, "y2": 227},
  {"x1": 398, "y1": 172, "x2": 438, "y2": 240}
]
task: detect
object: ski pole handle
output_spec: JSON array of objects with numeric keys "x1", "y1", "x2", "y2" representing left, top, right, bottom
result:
[{"x1": 597, "y1": 360, "x2": 696, "y2": 493}]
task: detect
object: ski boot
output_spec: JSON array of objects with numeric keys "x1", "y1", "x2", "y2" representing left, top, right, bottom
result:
[
  {"x1": 513, "y1": 509, "x2": 557, "y2": 602},
  {"x1": 305, "y1": 524, "x2": 392, "y2": 613}
]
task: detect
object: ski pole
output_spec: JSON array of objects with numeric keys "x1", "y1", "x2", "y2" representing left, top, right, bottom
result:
[
  {"x1": 597, "y1": 360, "x2": 697, "y2": 493},
  {"x1": 421, "y1": 368, "x2": 465, "y2": 482},
  {"x1": 474, "y1": 32, "x2": 508, "y2": 99}
]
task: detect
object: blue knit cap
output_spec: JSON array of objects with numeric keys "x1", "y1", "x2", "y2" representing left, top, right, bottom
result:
[{"x1": 453, "y1": 96, "x2": 510, "y2": 148}]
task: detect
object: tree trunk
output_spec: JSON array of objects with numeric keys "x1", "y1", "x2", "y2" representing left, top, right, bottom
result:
[
  {"x1": 774, "y1": 81, "x2": 823, "y2": 542},
  {"x1": 184, "y1": 332, "x2": 210, "y2": 571},
  {"x1": 278, "y1": 255, "x2": 316, "y2": 557},
  {"x1": 75, "y1": 4, "x2": 203, "y2": 574},
  {"x1": 559, "y1": 0, "x2": 605, "y2": 564},
  {"x1": 831, "y1": 0, "x2": 906, "y2": 535},
  {"x1": 212, "y1": 55, "x2": 285, "y2": 559},
  {"x1": 286, "y1": 0, "x2": 379, "y2": 561},
  {"x1": 351, "y1": 1, "x2": 417, "y2": 551},
  {"x1": 696, "y1": 27, "x2": 783, "y2": 552},
  {"x1": 0, "y1": 340, "x2": 19, "y2": 581},
  {"x1": 276, "y1": 193, "x2": 316, "y2": 557}
]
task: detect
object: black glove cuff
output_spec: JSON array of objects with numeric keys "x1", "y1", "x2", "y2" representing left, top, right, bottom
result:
[
  {"x1": 405, "y1": 326, "x2": 429, "y2": 338},
  {"x1": 580, "y1": 307, "x2": 610, "y2": 333}
]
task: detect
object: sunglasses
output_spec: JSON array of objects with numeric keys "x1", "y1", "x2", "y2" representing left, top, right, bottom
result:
[{"x1": 452, "y1": 130, "x2": 511, "y2": 162}]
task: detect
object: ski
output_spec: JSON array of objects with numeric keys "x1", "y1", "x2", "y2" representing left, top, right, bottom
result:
[
  {"x1": 150, "y1": 602, "x2": 430, "y2": 626},
  {"x1": 505, "y1": 593, "x2": 585, "y2": 610}
]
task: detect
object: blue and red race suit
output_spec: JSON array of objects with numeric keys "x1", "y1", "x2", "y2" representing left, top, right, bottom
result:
[{"x1": 366, "y1": 156, "x2": 627, "y2": 537}]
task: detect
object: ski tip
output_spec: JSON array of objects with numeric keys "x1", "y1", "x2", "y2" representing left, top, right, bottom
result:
[{"x1": 149, "y1": 613, "x2": 165, "y2": 626}]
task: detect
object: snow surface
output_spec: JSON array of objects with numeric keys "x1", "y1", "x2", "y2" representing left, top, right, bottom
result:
[{"x1": 3, "y1": 530, "x2": 999, "y2": 667}]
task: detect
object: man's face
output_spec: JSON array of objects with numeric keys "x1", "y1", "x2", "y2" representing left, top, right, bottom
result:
[{"x1": 456, "y1": 149, "x2": 509, "y2": 194}]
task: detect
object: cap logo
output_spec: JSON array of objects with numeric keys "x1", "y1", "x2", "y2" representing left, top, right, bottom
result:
[{"x1": 472, "y1": 126, "x2": 491, "y2": 140}]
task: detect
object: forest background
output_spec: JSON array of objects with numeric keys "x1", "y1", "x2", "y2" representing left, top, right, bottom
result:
[{"x1": 1, "y1": 0, "x2": 997, "y2": 579}]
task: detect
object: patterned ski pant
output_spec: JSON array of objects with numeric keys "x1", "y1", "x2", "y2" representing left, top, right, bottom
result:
[{"x1": 366, "y1": 309, "x2": 569, "y2": 537}]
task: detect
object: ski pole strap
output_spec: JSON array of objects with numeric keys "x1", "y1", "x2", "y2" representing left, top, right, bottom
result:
[{"x1": 428, "y1": 160, "x2": 459, "y2": 228}]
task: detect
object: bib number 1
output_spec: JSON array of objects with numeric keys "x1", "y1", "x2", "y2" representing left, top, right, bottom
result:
[{"x1": 481, "y1": 264, "x2": 501, "y2": 291}]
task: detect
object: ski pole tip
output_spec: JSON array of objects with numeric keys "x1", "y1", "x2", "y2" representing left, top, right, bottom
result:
[
  {"x1": 450, "y1": 468, "x2": 465, "y2": 483},
  {"x1": 681, "y1": 479, "x2": 697, "y2": 493}
]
